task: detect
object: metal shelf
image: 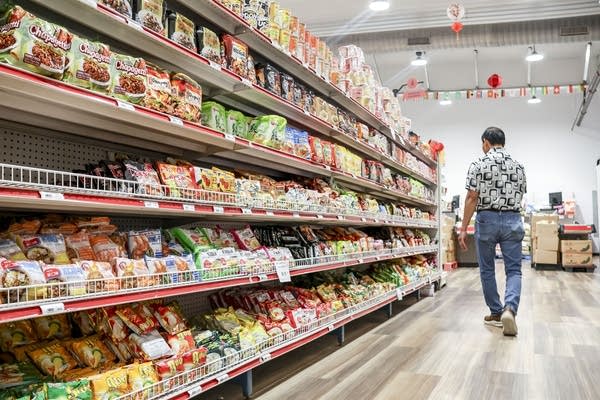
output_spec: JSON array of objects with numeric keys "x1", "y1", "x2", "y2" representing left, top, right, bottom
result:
[
  {"x1": 0, "y1": 246, "x2": 438, "y2": 323},
  {"x1": 22, "y1": 0, "x2": 437, "y2": 181}
]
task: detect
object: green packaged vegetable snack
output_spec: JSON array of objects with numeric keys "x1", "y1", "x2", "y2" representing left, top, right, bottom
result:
[
  {"x1": 201, "y1": 101, "x2": 226, "y2": 132},
  {"x1": 226, "y1": 110, "x2": 248, "y2": 138}
]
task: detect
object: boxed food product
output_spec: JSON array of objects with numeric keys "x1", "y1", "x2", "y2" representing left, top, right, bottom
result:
[
  {"x1": 560, "y1": 240, "x2": 593, "y2": 254},
  {"x1": 0, "y1": 7, "x2": 72, "y2": 79},
  {"x1": 0, "y1": 361, "x2": 45, "y2": 390},
  {"x1": 167, "y1": 11, "x2": 196, "y2": 51},
  {"x1": 134, "y1": 0, "x2": 166, "y2": 35},
  {"x1": 222, "y1": 34, "x2": 248, "y2": 77},
  {"x1": 99, "y1": 0, "x2": 133, "y2": 17},
  {"x1": 195, "y1": 26, "x2": 221, "y2": 64},
  {"x1": 143, "y1": 63, "x2": 174, "y2": 114},
  {"x1": 110, "y1": 53, "x2": 147, "y2": 104},
  {"x1": 202, "y1": 101, "x2": 227, "y2": 132},
  {"x1": 562, "y1": 252, "x2": 594, "y2": 266},
  {"x1": 151, "y1": 301, "x2": 188, "y2": 334},
  {"x1": 533, "y1": 249, "x2": 558, "y2": 265},
  {"x1": 170, "y1": 73, "x2": 202, "y2": 123},
  {"x1": 227, "y1": 110, "x2": 249, "y2": 138},
  {"x1": 64, "y1": 36, "x2": 112, "y2": 93},
  {"x1": 294, "y1": 130, "x2": 311, "y2": 160}
]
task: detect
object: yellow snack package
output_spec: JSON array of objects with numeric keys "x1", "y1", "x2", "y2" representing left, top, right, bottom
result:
[
  {"x1": 127, "y1": 362, "x2": 161, "y2": 398},
  {"x1": 27, "y1": 341, "x2": 78, "y2": 377},
  {"x1": 90, "y1": 366, "x2": 130, "y2": 399},
  {"x1": 70, "y1": 335, "x2": 117, "y2": 368},
  {"x1": 33, "y1": 314, "x2": 71, "y2": 340},
  {"x1": 0, "y1": 320, "x2": 37, "y2": 352}
]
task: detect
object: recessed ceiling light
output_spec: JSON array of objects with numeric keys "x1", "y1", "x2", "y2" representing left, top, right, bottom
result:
[
  {"x1": 411, "y1": 51, "x2": 427, "y2": 66},
  {"x1": 370, "y1": 0, "x2": 390, "y2": 11},
  {"x1": 528, "y1": 95, "x2": 542, "y2": 104},
  {"x1": 526, "y1": 46, "x2": 544, "y2": 62},
  {"x1": 439, "y1": 99, "x2": 452, "y2": 106}
]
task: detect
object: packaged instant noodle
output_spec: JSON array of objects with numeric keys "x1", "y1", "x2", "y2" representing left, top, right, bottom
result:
[
  {"x1": 99, "y1": 0, "x2": 133, "y2": 18},
  {"x1": 156, "y1": 161, "x2": 198, "y2": 198},
  {"x1": 143, "y1": 63, "x2": 174, "y2": 114},
  {"x1": 15, "y1": 234, "x2": 69, "y2": 264},
  {"x1": 134, "y1": 0, "x2": 166, "y2": 36},
  {"x1": 64, "y1": 36, "x2": 112, "y2": 93},
  {"x1": 167, "y1": 11, "x2": 196, "y2": 51},
  {"x1": 0, "y1": 6, "x2": 72, "y2": 79},
  {"x1": 0, "y1": 258, "x2": 47, "y2": 302},
  {"x1": 222, "y1": 34, "x2": 248, "y2": 77},
  {"x1": 195, "y1": 27, "x2": 221, "y2": 64},
  {"x1": 110, "y1": 53, "x2": 147, "y2": 104},
  {"x1": 64, "y1": 231, "x2": 95, "y2": 262},
  {"x1": 170, "y1": 73, "x2": 202, "y2": 123},
  {"x1": 201, "y1": 101, "x2": 226, "y2": 132}
]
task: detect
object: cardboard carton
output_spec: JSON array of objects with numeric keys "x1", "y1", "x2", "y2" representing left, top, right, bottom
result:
[
  {"x1": 533, "y1": 250, "x2": 558, "y2": 264},
  {"x1": 531, "y1": 215, "x2": 559, "y2": 235},
  {"x1": 535, "y1": 222, "x2": 559, "y2": 237},
  {"x1": 534, "y1": 235, "x2": 559, "y2": 251},
  {"x1": 562, "y1": 252, "x2": 593, "y2": 266},
  {"x1": 560, "y1": 240, "x2": 593, "y2": 254}
]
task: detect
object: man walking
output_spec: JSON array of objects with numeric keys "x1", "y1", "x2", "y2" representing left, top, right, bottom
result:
[{"x1": 458, "y1": 127, "x2": 527, "y2": 336}]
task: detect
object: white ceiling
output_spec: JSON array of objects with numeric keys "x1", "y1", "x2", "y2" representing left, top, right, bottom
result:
[{"x1": 278, "y1": 0, "x2": 600, "y2": 36}]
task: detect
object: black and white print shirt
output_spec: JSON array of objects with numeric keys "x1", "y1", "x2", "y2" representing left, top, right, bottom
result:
[{"x1": 465, "y1": 147, "x2": 527, "y2": 211}]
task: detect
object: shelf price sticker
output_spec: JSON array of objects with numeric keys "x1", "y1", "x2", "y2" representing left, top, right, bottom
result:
[
  {"x1": 39, "y1": 191, "x2": 64, "y2": 201},
  {"x1": 292, "y1": 212, "x2": 300, "y2": 218},
  {"x1": 257, "y1": 274, "x2": 269, "y2": 282},
  {"x1": 116, "y1": 100, "x2": 135, "y2": 111},
  {"x1": 241, "y1": 78, "x2": 253, "y2": 87},
  {"x1": 144, "y1": 201, "x2": 159, "y2": 209},
  {"x1": 187, "y1": 386, "x2": 203, "y2": 397},
  {"x1": 78, "y1": 0, "x2": 97, "y2": 8},
  {"x1": 127, "y1": 19, "x2": 144, "y2": 31},
  {"x1": 168, "y1": 115, "x2": 184, "y2": 126},
  {"x1": 40, "y1": 302, "x2": 65, "y2": 315},
  {"x1": 327, "y1": 324, "x2": 335, "y2": 332},
  {"x1": 260, "y1": 353, "x2": 272, "y2": 362},
  {"x1": 216, "y1": 374, "x2": 229, "y2": 384},
  {"x1": 275, "y1": 261, "x2": 291, "y2": 283},
  {"x1": 396, "y1": 288, "x2": 403, "y2": 301},
  {"x1": 358, "y1": 258, "x2": 364, "y2": 265},
  {"x1": 266, "y1": 211, "x2": 275, "y2": 217},
  {"x1": 208, "y1": 61, "x2": 222, "y2": 71},
  {"x1": 182, "y1": 204, "x2": 195, "y2": 212},
  {"x1": 241, "y1": 208, "x2": 252, "y2": 215},
  {"x1": 213, "y1": 206, "x2": 225, "y2": 214},
  {"x1": 361, "y1": 217, "x2": 367, "y2": 222},
  {"x1": 224, "y1": 133, "x2": 236, "y2": 142},
  {"x1": 337, "y1": 216, "x2": 345, "y2": 221},
  {"x1": 316, "y1": 214, "x2": 324, "y2": 219}
]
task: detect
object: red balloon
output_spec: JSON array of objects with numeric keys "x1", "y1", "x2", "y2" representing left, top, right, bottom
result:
[
  {"x1": 451, "y1": 21, "x2": 463, "y2": 33},
  {"x1": 487, "y1": 74, "x2": 502, "y2": 88}
]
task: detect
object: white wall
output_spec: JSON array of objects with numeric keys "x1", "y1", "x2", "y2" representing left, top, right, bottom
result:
[{"x1": 403, "y1": 93, "x2": 600, "y2": 246}]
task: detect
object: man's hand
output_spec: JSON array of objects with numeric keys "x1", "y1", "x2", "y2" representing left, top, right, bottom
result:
[{"x1": 458, "y1": 229, "x2": 468, "y2": 251}]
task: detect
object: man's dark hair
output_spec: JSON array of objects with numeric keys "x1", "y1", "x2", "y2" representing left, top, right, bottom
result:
[
  {"x1": 408, "y1": 131, "x2": 418, "y2": 137},
  {"x1": 481, "y1": 127, "x2": 505, "y2": 146}
]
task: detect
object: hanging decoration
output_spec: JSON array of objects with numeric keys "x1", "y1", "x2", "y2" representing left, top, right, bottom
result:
[
  {"x1": 446, "y1": 3, "x2": 466, "y2": 40},
  {"x1": 487, "y1": 73, "x2": 502, "y2": 89},
  {"x1": 399, "y1": 84, "x2": 586, "y2": 102}
]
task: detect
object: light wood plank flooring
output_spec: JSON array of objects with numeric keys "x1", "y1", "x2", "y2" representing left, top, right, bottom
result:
[{"x1": 196, "y1": 261, "x2": 600, "y2": 400}]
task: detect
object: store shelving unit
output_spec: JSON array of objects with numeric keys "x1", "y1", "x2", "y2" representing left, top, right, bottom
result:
[{"x1": 0, "y1": 1, "x2": 442, "y2": 398}]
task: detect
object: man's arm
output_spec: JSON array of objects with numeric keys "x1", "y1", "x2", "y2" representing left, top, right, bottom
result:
[{"x1": 459, "y1": 190, "x2": 479, "y2": 250}]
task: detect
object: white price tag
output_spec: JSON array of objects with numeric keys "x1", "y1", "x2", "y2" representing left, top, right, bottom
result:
[
  {"x1": 79, "y1": 0, "x2": 97, "y2": 8},
  {"x1": 375, "y1": 256, "x2": 381, "y2": 261},
  {"x1": 258, "y1": 274, "x2": 269, "y2": 282},
  {"x1": 275, "y1": 261, "x2": 291, "y2": 283},
  {"x1": 260, "y1": 353, "x2": 272, "y2": 362},
  {"x1": 337, "y1": 216, "x2": 345, "y2": 221},
  {"x1": 224, "y1": 133, "x2": 236, "y2": 142},
  {"x1": 213, "y1": 206, "x2": 224, "y2": 214},
  {"x1": 144, "y1": 201, "x2": 159, "y2": 209},
  {"x1": 241, "y1": 208, "x2": 252, "y2": 215},
  {"x1": 374, "y1": 219, "x2": 380, "y2": 223},
  {"x1": 127, "y1": 19, "x2": 144, "y2": 31},
  {"x1": 292, "y1": 212, "x2": 300, "y2": 218},
  {"x1": 216, "y1": 374, "x2": 229, "y2": 383},
  {"x1": 168, "y1": 115, "x2": 183, "y2": 126},
  {"x1": 427, "y1": 276, "x2": 432, "y2": 284},
  {"x1": 40, "y1": 302, "x2": 65, "y2": 315},
  {"x1": 304, "y1": 109, "x2": 311, "y2": 116},
  {"x1": 316, "y1": 214, "x2": 324, "y2": 219},
  {"x1": 327, "y1": 324, "x2": 335, "y2": 332},
  {"x1": 396, "y1": 288, "x2": 403, "y2": 301},
  {"x1": 182, "y1": 204, "x2": 195, "y2": 212},
  {"x1": 361, "y1": 217, "x2": 367, "y2": 222},
  {"x1": 39, "y1": 191, "x2": 64, "y2": 201},
  {"x1": 266, "y1": 211, "x2": 275, "y2": 216},
  {"x1": 358, "y1": 258, "x2": 364, "y2": 264},
  {"x1": 324, "y1": 165, "x2": 331, "y2": 171},
  {"x1": 188, "y1": 386, "x2": 203, "y2": 397},
  {"x1": 303, "y1": 62, "x2": 309, "y2": 69},
  {"x1": 116, "y1": 100, "x2": 135, "y2": 111},
  {"x1": 241, "y1": 78, "x2": 253, "y2": 87},
  {"x1": 209, "y1": 61, "x2": 222, "y2": 71}
]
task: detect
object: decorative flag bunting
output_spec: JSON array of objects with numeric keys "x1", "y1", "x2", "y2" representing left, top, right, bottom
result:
[{"x1": 402, "y1": 85, "x2": 586, "y2": 102}]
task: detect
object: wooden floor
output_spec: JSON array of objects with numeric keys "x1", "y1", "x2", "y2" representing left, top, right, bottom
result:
[{"x1": 197, "y1": 261, "x2": 600, "y2": 400}]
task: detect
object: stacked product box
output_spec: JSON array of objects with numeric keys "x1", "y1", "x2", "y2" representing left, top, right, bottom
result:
[
  {"x1": 560, "y1": 239, "x2": 593, "y2": 267},
  {"x1": 531, "y1": 214, "x2": 559, "y2": 264}
]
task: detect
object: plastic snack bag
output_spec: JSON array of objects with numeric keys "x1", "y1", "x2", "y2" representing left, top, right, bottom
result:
[
  {"x1": 127, "y1": 229, "x2": 162, "y2": 259},
  {"x1": 167, "y1": 11, "x2": 196, "y2": 51},
  {"x1": 78, "y1": 260, "x2": 119, "y2": 292},
  {"x1": 27, "y1": 341, "x2": 78, "y2": 378},
  {"x1": 69, "y1": 335, "x2": 116, "y2": 368},
  {"x1": 151, "y1": 301, "x2": 188, "y2": 334},
  {"x1": 129, "y1": 330, "x2": 172, "y2": 361},
  {"x1": 0, "y1": 320, "x2": 37, "y2": 352}
]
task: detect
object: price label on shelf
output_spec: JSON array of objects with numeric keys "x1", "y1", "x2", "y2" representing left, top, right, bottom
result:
[
  {"x1": 303, "y1": 109, "x2": 311, "y2": 116},
  {"x1": 337, "y1": 216, "x2": 345, "y2": 221},
  {"x1": 375, "y1": 256, "x2": 381, "y2": 261},
  {"x1": 216, "y1": 374, "x2": 229, "y2": 383},
  {"x1": 258, "y1": 274, "x2": 269, "y2": 282},
  {"x1": 275, "y1": 261, "x2": 291, "y2": 283},
  {"x1": 427, "y1": 276, "x2": 432, "y2": 284},
  {"x1": 266, "y1": 211, "x2": 275, "y2": 217},
  {"x1": 241, "y1": 78, "x2": 253, "y2": 87},
  {"x1": 361, "y1": 217, "x2": 367, "y2": 222},
  {"x1": 168, "y1": 115, "x2": 184, "y2": 126},
  {"x1": 316, "y1": 214, "x2": 324, "y2": 219},
  {"x1": 292, "y1": 212, "x2": 300, "y2": 218},
  {"x1": 224, "y1": 133, "x2": 236, "y2": 142},
  {"x1": 182, "y1": 204, "x2": 195, "y2": 212},
  {"x1": 213, "y1": 206, "x2": 224, "y2": 214},
  {"x1": 127, "y1": 19, "x2": 144, "y2": 31},
  {"x1": 40, "y1": 302, "x2": 65, "y2": 315},
  {"x1": 374, "y1": 219, "x2": 380, "y2": 223},
  {"x1": 260, "y1": 353, "x2": 272, "y2": 362},
  {"x1": 188, "y1": 386, "x2": 203, "y2": 397},
  {"x1": 39, "y1": 191, "x2": 64, "y2": 201},
  {"x1": 327, "y1": 324, "x2": 335, "y2": 332},
  {"x1": 116, "y1": 100, "x2": 135, "y2": 111},
  {"x1": 358, "y1": 258, "x2": 364, "y2": 264},
  {"x1": 241, "y1": 208, "x2": 252, "y2": 215},
  {"x1": 323, "y1": 165, "x2": 331, "y2": 171},
  {"x1": 396, "y1": 288, "x2": 403, "y2": 301},
  {"x1": 144, "y1": 201, "x2": 159, "y2": 209},
  {"x1": 78, "y1": 0, "x2": 97, "y2": 8},
  {"x1": 208, "y1": 61, "x2": 222, "y2": 71}
]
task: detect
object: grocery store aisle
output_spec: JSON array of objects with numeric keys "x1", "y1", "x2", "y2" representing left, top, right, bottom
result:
[{"x1": 248, "y1": 263, "x2": 600, "y2": 400}]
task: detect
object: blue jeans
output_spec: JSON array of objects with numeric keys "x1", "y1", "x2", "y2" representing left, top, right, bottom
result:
[{"x1": 475, "y1": 210, "x2": 524, "y2": 315}]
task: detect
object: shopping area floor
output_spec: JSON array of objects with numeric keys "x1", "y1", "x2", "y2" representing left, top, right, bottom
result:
[{"x1": 197, "y1": 259, "x2": 600, "y2": 400}]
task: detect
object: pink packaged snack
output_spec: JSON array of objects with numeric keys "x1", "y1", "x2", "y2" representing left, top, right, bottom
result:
[{"x1": 231, "y1": 226, "x2": 261, "y2": 251}]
